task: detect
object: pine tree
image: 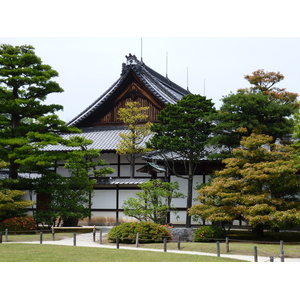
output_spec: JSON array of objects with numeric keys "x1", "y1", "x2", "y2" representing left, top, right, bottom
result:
[
  {"x1": 211, "y1": 70, "x2": 299, "y2": 157},
  {"x1": 148, "y1": 94, "x2": 216, "y2": 227},
  {"x1": 0, "y1": 44, "x2": 80, "y2": 180},
  {"x1": 189, "y1": 134, "x2": 300, "y2": 236}
]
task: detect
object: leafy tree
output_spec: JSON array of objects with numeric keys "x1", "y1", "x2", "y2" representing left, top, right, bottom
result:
[
  {"x1": 122, "y1": 179, "x2": 185, "y2": 225},
  {"x1": 242, "y1": 69, "x2": 299, "y2": 105},
  {"x1": 189, "y1": 134, "x2": 300, "y2": 236},
  {"x1": 211, "y1": 70, "x2": 299, "y2": 157},
  {"x1": 64, "y1": 136, "x2": 114, "y2": 223},
  {"x1": 0, "y1": 44, "x2": 80, "y2": 180},
  {"x1": 34, "y1": 137, "x2": 114, "y2": 227},
  {"x1": 116, "y1": 101, "x2": 152, "y2": 177},
  {"x1": 0, "y1": 161, "x2": 33, "y2": 222},
  {"x1": 148, "y1": 94, "x2": 216, "y2": 227}
]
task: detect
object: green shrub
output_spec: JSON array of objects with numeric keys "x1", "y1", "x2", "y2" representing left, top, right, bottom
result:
[
  {"x1": 194, "y1": 225, "x2": 225, "y2": 242},
  {"x1": 0, "y1": 216, "x2": 36, "y2": 232},
  {"x1": 108, "y1": 222, "x2": 172, "y2": 244}
]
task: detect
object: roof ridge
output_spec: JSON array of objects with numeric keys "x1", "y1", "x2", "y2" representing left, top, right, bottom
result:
[
  {"x1": 143, "y1": 63, "x2": 190, "y2": 95},
  {"x1": 67, "y1": 54, "x2": 189, "y2": 127},
  {"x1": 135, "y1": 64, "x2": 186, "y2": 104},
  {"x1": 67, "y1": 71, "x2": 129, "y2": 126}
]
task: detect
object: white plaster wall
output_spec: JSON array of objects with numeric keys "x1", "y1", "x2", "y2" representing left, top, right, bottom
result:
[
  {"x1": 92, "y1": 190, "x2": 116, "y2": 209},
  {"x1": 88, "y1": 211, "x2": 117, "y2": 224},
  {"x1": 120, "y1": 164, "x2": 130, "y2": 177},
  {"x1": 100, "y1": 153, "x2": 118, "y2": 164},
  {"x1": 119, "y1": 190, "x2": 140, "y2": 207},
  {"x1": 119, "y1": 155, "x2": 145, "y2": 164}
]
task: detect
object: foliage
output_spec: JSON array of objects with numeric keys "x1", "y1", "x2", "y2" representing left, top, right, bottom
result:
[
  {"x1": 211, "y1": 70, "x2": 299, "y2": 157},
  {"x1": 194, "y1": 225, "x2": 225, "y2": 242},
  {"x1": 65, "y1": 136, "x2": 114, "y2": 179},
  {"x1": 116, "y1": 101, "x2": 152, "y2": 177},
  {"x1": 242, "y1": 69, "x2": 299, "y2": 106},
  {"x1": 0, "y1": 188, "x2": 31, "y2": 222},
  {"x1": 189, "y1": 134, "x2": 300, "y2": 236},
  {"x1": 0, "y1": 44, "x2": 80, "y2": 180},
  {"x1": 148, "y1": 94, "x2": 216, "y2": 226},
  {"x1": 34, "y1": 138, "x2": 114, "y2": 227},
  {"x1": 122, "y1": 179, "x2": 185, "y2": 225},
  {"x1": 0, "y1": 161, "x2": 33, "y2": 221},
  {"x1": 107, "y1": 222, "x2": 172, "y2": 244},
  {"x1": 33, "y1": 173, "x2": 90, "y2": 227},
  {"x1": 0, "y1": 216, "x2": 36, "y2": 232}
]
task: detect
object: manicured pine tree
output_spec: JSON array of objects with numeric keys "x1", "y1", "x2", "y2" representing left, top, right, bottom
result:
[
  {"x1": 211, "y1": 70, "x2": 299, "y2": 157},
  {"x1": 189, "y1": 133, "x2": 300, "y2": 236},
  {"x1": 0, "y1": 44, "x2": 80, "y2": 181},
  {"x1": 148, "y1": 94, "x2": 216, "y2": 227}
]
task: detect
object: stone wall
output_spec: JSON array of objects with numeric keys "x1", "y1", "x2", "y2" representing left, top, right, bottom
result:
[{"x1": 170, "y1": 228, "x2": 196, "y2": 242}]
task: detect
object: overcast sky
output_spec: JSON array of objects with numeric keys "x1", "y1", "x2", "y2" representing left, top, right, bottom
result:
[
  {"x1": 2, "y1": 1, "x2": 300, "y2": 124},
  {"x1": 1, "y1": 37, "x2": 300, "y2": 123}
]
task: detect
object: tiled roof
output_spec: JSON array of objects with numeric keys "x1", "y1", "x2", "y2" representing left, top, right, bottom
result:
[
  {"x1": 96, "y1": 177, "x2": 149, "y2": 185},
  {"x1": 68, "y1": 54, "x2": 190, "y2": 127},
  {"x1": 0, "y1": 170, "x2": 41, "y2": 179},
  {"x1": 142, "y1": 147, "x2": 222, "y2": 162},
  {"x1": 43, "y1": 127, "x2": 152, "y2": 152}
]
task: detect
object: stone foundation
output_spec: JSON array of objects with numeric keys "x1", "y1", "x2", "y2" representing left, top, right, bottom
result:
[{"x1": 170, "y1": 228, "x2": 196, "y2": 242}]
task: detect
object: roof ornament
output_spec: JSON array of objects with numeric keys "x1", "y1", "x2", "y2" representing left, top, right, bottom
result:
[{"x1": 126, "y1": 53, "x2": 138, "y2": 65}]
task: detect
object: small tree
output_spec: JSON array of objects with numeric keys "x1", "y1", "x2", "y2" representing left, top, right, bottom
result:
[
  {"x1": 0, "y1": 161, "x2": 33, "y2": 222},
  {"x1": 148, "y1": 94, "x2": 216, "y2": 227},
  {"x1": 116, "y1": 101, "x2": 152, "y2": 178},
  {"x1": 189, "y1": 134, "x2": 300, "y2": 236},
  {"x1": 122, "y1": 179, "x2": 185, "y2": 225},
  {"x1": 34, "y1": 137, "x2": 114, "y2": 227},
  {"x1": 64, "y1": 136, "x2": 114, "y2": 224}
]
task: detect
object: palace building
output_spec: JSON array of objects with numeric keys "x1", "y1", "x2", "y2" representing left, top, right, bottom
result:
[{"x1": 40, "y1": 54, "x2": 221, "y2": 226}]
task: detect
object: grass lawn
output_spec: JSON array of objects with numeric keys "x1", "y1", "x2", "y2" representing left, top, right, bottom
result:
[
  {"x1": 2, "y1": 232, "x2": 74, "y2": 243},
  {"x1": 0, "y1": 244, "x2": 246, "y2": 262},
  {"x1": 104, "y1": 229, "x2": 300, "y2": 258},
  {"x1": 136, "y1": 241, "x2": 300, "y2": 258}
]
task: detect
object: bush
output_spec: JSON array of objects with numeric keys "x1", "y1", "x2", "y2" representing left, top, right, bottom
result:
[
  {"x1": 0, "y1": 216, "x2": 36, "y2": 232},
  {"x1": 108, "y1": 222, "x2": 172, "y2": 244},
  {"x1": 194, "y1": 225, "x2": 225, "y2": 242}
]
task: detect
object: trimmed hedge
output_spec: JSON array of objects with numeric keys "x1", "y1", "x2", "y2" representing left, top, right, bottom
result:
[
  {"x1": 194, "y1": 225, "x2": 225, "y2": 242},
  {"x1": 108, "y1": 222, "x2": 172, "y2": 244}
]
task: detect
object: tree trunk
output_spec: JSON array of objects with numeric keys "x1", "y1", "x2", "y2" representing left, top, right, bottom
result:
[
  {"x1": 252, "y1": 225, "x2": 264, "y2": 237},
  {"x1": 130, "y1": 153, "x2": 135, "y2": 178},
  {"x1": 186, "y1": 174, "x2": 193, "y2": 228},
  {"x1": 63, "y1": 217, "x2": 79, "y2": 227},
  {"x1": 9, "y1": 160, "x2": 19, "y2": 180}
]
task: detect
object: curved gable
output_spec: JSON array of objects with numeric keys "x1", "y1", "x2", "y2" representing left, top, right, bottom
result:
[{"x1": 68, "y1": 54, "x2": 190, "y2": 128}]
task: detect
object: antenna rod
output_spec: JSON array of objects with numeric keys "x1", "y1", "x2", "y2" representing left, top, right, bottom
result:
[
  {"x1": 187, "y1": 67, "x2": 189, "y2": 91},
  {"x1": 204, "y1": 78, "x2": 206, "y2": 96},
  {"x1": 141, "y1": 37, "x2": 143, "y2": 62},
  {"x1": 166, "y1": 52, "x2": 168, "y2": 78}
]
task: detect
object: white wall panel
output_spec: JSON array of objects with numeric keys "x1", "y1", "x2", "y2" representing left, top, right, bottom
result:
[
  {"x1": 118, "y1": 190, "x2": 139, "y2": 207},
  {"x1": 92, "y1": 190, "x2": 116, "y2": 209},
  {"x1": 100, "y1": 153, "x2": 118, "y2": 164}
]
